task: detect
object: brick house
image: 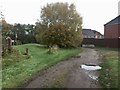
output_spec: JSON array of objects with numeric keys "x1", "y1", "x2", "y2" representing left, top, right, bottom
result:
[
  {"x1": 104, "y1": 15, "x2": 120, "y2": 38},
  {"x1": 82, "y1": 29, "x2": 103, "y2": 39},
  {"x1": 92, "y1": 30, "x2": 104, "y2": 39}
]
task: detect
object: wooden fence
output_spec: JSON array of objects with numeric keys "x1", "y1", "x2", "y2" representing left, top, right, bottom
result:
[{"x1": 82, "y1": 38, "x2": 120, "y2": 48}]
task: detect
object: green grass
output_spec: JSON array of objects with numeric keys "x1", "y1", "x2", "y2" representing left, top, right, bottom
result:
[
  {"x1": 2, "y1": 44, "x2": 82, "y2": 88},
  {"x1": 96, "y1": 47, "x2": 119, "y2": 89}
]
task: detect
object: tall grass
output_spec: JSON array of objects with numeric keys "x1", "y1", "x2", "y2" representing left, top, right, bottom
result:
[
  {"x1": 2, "y1": 44, "x2": 81, "y2": 88},
  {"x1": 96, "y1": 47, "x2": 119, "y2": 89}
]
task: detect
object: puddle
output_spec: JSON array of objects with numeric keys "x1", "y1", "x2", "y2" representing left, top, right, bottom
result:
[
  {"x1": 88, "y1": 74, "x2": 98, "y2": 81},
  {"x1": 80, "y1": 64, "x2": 102, "y2": 70},
  {"x1": 74, "y1": 56, "x2": 81, "y2": 58},
  {"x1": 80, "y1": 64, "x2": 101, "y2": 80}
]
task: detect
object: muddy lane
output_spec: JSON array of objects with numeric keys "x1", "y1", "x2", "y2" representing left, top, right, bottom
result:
[
  {"x1": 25, "y1": 48, "x2": 102, "y2": 88},
  {"x1": 66, "y1": 48, "x2": 102, "y2": 88}
]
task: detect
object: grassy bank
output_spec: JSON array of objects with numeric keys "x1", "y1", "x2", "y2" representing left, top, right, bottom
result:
[
  {"x1": 96, "y1": 48, "x2": 119, "y2": 89},
  {"x1": 2, "y1": 44, "x2": 82, "y2": 88}
]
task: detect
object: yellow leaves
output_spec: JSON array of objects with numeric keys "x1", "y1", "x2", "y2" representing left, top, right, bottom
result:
[{"x1": 37, "y1": 2, "x2": 83, "y2": 47}]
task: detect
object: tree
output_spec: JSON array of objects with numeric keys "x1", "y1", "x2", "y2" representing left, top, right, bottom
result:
[
  {"x1": 10, "y1": 24, "x2": 36, "y2": 44},
  {"x1": 36, "y1": 2, "x2": 83, "y2": 47},
  {"x1": 0, "y1": 20, "x2": 13, "y2": 36}
]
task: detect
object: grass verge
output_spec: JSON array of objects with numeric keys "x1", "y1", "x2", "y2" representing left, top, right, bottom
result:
[
  {"x1": 96, "y1": 47, "x2": 119, "y2": 89},
  {"x1": 2, "y1": 44, "x2": 82, "y2": 88}
]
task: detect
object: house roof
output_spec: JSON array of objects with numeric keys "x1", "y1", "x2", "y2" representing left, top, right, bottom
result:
[
  {"x1": 104, "y1": 15, "x2": 120, "y2": 26},
  {"x1": 92, "y1": 30, "x2": 103, "y2": 36},
  {"x1": 82, "y1": 29, "x2": 103, "y2": 37},
  {"x1": 82, "y1": 29, "x2": 95, "y2": 36}
]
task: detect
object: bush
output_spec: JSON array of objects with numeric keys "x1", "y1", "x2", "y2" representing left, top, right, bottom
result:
[
  {"x1": 15, "y1": 40, "x2": 22, "y2": 45},
  {"x1": 43, "y1": 23, "x2": 83, "y2": 48},
  {"x1": 47, "y1": 44, "x2": 59, "y2": 54}
]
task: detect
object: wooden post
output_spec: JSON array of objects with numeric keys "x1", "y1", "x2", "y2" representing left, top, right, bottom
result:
[
  {"x1": 6, "y1": 36, "x2": 12, "y2": 53},
  {"x1": 26, "y1": 48, "x2": 28, "y2": 55}
]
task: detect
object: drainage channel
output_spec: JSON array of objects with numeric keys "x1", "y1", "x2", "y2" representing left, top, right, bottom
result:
[{"x1": 80, "y1": 64, "x2": 102, "y2": 81}]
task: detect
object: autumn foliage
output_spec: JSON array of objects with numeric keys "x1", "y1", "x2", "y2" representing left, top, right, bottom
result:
[{"x1": 35, "y1": 2, "x2": 83, "y2": 48}]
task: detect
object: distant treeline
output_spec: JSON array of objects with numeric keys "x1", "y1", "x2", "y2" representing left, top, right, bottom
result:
[{"x1": 7, "y1": 23, "x2": 37, "y2": 44}]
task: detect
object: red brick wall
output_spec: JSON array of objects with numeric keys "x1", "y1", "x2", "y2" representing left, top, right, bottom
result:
[{"x1": 104, "y1": 24, "x2": 120, "y2": 38}]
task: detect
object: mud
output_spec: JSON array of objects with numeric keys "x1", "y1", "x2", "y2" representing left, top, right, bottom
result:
[{"x1": 24, "y1": 48, "x2": 102, "y2": 88}]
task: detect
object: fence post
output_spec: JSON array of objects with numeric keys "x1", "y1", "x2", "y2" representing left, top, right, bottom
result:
[{"x1": 6, "y1": 36, "x2": 12, "y2": 53}]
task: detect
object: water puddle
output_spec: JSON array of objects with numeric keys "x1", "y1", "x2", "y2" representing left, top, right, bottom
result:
[
  {"x1": 80, "y1": 64, "x2": 102, "y2": 81},
  {"x1": 80, "y1": 64, "x2": 102, "y2": 70},
  {"x1": 88, "y1": 74, "x2": 98, "y2": 81},
  {"x1": 74, "y1": 55, "x2": 81, "y2": 58}
]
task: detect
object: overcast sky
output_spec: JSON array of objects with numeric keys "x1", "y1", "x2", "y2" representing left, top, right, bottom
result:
[{"x1": 0, "y1": 0, "x2": 119, "y2": 34}]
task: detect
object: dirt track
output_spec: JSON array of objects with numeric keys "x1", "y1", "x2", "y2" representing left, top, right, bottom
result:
[{"x1": 25, "y1": 48, "x2": 102, "y2": 88}]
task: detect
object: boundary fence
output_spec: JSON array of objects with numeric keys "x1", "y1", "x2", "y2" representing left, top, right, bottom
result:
[{"x1": 82, "y1": 38, "x2": 119, "y2": 48}]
